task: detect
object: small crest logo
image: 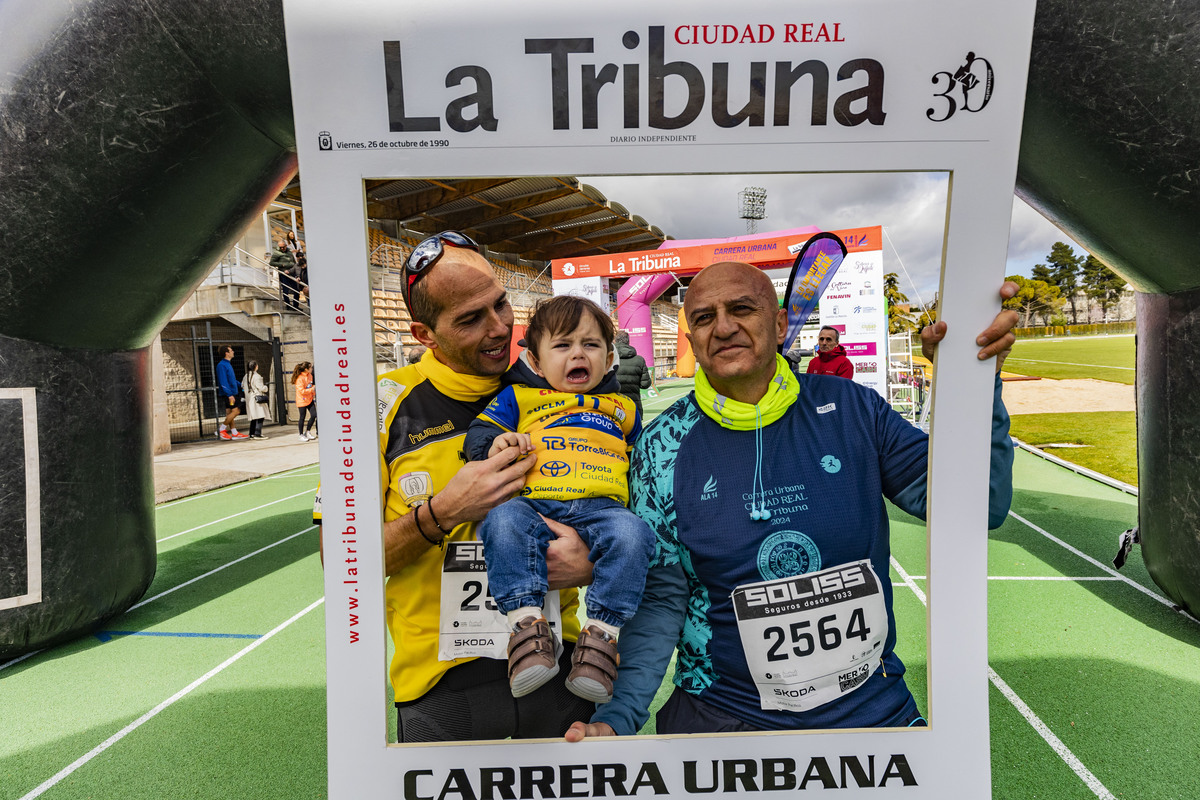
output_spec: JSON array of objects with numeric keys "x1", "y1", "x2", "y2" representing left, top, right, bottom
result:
[
  {"x1": 317, "y1": 130, "x2": 332, "y2": 151},
  {"x1": 757, "y1": 530, "x2": 822, "y2": 580},
  {"x1": 701, "y1": 475, "x2": 718, "y2": 501},
  {"x1": 399, "y1": 471, "x2": 432, "y2": 506},
  {"x1": 820, "y1": 455, "x2": 842, "y2": 474}
]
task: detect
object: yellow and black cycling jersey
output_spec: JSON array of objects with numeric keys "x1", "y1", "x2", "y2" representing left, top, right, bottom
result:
[
  {"x1": 378, "y1": 352, "x2": 582, "y2": 703},
  {"x1": 464, "y1": 361, "x2": 641, "y2": 505}
]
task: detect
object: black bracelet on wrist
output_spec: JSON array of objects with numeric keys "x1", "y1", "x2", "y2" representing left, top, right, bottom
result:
[
  {"x1": 426, "y1": 497, "x2": 451, "y2": 536},
  {"x1": 414, "y1": 503, "x2": 443, "y2": 549}
]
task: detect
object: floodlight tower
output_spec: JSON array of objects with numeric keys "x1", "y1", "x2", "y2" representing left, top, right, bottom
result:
[{"x1": 738, "y1": 186, "x2": 767, "y2": 234}]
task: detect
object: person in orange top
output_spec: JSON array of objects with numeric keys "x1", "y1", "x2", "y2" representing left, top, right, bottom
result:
[{"x1": 291, "y1": 361, "x2": 317, "y2": 441}]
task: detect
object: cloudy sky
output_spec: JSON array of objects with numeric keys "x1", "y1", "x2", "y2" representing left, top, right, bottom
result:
[{"x1": 582, "y1": 173, "x2": 1084, "y2": 308}]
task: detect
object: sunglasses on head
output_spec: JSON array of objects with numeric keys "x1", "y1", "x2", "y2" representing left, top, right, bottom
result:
[{"x1": 402, "y1": 231, "x2": 481, "y2": 310}]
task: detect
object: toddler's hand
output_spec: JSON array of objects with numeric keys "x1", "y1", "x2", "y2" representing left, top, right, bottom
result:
[{"x1": 488, "y1": 432, "x2": 533, "y2": 459}]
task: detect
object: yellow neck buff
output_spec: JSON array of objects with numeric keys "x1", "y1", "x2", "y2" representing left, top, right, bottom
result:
[
  {"x1": 416, "y1": 349, "x2": 501, "y2": 402},
  {"x1": 694, "y1": 353, "x2": 800, "y2": 430}
]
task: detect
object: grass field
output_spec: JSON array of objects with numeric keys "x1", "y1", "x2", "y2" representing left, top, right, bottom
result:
[
  {"x1": 1004, "y1": 335, "x2": 1134, "y2": 384},
  {"x1": 999, "y1": 335, "x2": 1137, "y2": 483},
  {"x1": 1009, "y1": 411, "x2": 1138, "y2": 486}
]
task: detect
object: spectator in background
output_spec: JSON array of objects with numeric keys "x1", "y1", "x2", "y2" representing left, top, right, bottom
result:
[
  {"x1": 216, "y1": 345, "x2": 247, "y2": 440},
  {"x1": 406, "y1": 344, "x2": 427, "y2": 365},
  {"x1": 806, "y1": 325, "x2": 855, "y2": 379},
  {"x1": 614, "y1": 330, "x2": 652, "y2": 417},
  {"x1": 242, "y1": 360, "x2": 271, "y2": 440},
  {"x1": 286, "y1": 231, "x2": 310, "y2": 306},
  {"x1": 284, "y1": 230, "x2": 303, "y2": 256},
  {"x1": 292, "y1": 361, "x2": 317, "y2": 441},
  {"x1": 271, "y1": 238, "x2": 300, "y2": 310}
]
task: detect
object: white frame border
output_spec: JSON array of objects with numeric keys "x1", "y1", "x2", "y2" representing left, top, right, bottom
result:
[{"x1": 283, "y1": 2, "x2": 1037, "y2": 796}]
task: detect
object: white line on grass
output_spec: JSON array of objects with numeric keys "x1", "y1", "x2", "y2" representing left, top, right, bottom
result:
[
  {"x1": 156, "y1": 489, "x2": 316, "y2": 543},
  {"x1": 1008, "y1": 511, "x2": 1198, "y2": 624},
  {"x1": 0, "y1": 525, "x2": 318, "y2": 675},
  {"x1": 889, "y1": 556, "x2": 1117, "y2": 800},
  {"x1": 987, "y1": 668, "x2": 1117, "y2": 800},
  {"x1": 129, "y1": 526, "x2": 317, "y2": 612},
  {"x1": 16, "y1": 598, "x2": 325, "y2": 800},
  {"x1": 905, "y1": 575, "x2": 1123, "y2": 582},
  {"x1": 155, "y1": 464, "x2": 319, "y2": 509},
  {"x1": 1004, "y1": 357, "x2": 1133, "y2": 370}
]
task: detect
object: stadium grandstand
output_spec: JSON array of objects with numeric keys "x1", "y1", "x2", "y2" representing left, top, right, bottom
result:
[{"x1": 160, "y1": 176, "x2": 682, "y2": 447}]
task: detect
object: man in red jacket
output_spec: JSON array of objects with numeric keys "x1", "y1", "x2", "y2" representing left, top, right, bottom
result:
[{"x1": 806, "y1": 326, "x2": 855, "y2": 379}]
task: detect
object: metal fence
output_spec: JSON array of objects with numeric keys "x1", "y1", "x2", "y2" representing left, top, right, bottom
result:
[{"x1": 161, "y1": 322, "x2": 285, "y2": 442}]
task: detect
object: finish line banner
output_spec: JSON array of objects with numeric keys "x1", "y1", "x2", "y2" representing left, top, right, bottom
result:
[{"x1": 284, "y1": 1, "x2": 1037, "y2": 798}]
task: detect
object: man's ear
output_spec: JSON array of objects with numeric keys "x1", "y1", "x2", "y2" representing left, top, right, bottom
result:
[
  {"x1": 775, "y1": 308, "x2": 787, "y2": 346},
  {"x1": 410, "y1": 321, "x2": 438, "y2": 350}
]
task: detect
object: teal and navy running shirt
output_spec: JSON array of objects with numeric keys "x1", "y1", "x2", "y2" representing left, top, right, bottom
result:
[{"x1": 594, "y1": 372, "x2": 1013, "y2": 733}]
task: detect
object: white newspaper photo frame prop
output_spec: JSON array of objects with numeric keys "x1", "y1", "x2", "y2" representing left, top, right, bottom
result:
[{"x1": 284, "y1": 1, "x2": 1036, "y2": 797}]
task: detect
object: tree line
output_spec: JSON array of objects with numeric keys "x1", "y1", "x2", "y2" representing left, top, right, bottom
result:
[
  {"x1": 1004, "y1": 242, "x2": 1128, "y2": 326},
  {"x1": 875, "y1": 242, "x2": 1128, "y2": 335}
]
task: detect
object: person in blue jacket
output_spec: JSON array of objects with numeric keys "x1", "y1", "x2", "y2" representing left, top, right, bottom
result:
[
  {"x1": 565, "y1": 261, "x2": 1018, "y2": 739},
  {"x1": 216, "y1": 345, "x2": 247, "y2": 440}
]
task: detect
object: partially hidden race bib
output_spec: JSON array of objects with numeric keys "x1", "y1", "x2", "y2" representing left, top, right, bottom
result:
[
  {"x1": 438, "y1": 540, "x2": 562, "y2": 661},
  {"x1": 732, "y1": 560, "x2": 889, "y2": 712}
]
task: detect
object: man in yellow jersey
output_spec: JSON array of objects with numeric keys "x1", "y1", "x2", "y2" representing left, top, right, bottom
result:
[{"x1": 378, "y1": 231, "x2": 595, "y2": 741}]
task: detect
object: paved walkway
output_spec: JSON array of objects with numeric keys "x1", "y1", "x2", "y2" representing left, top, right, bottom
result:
[{"x1": 153, "y1": 424, "x2": 320, "y2": 503}]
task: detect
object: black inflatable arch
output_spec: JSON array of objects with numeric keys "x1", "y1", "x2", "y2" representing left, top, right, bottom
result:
[
  {"x1": 0, "y1": 0, "x2": 296, "y2": 658},
  {"x1": 2, "y1": 0, "x2": 1198, "y2": 659}
]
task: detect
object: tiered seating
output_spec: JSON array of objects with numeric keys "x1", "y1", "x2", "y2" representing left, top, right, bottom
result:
[
  {"x1": 371, "y1": 286, "x2": 416, "y2": 355},
  {"x1": 361, "y1": 226, "x2": 684, "y2": 369},
  {"x1": 367, "y1": 228, "x2": 411, "y2": 271}
]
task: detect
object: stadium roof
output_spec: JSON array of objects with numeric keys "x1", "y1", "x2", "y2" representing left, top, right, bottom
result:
[{"x1": 279, "y1": 176, "x2": 671, "y2": 264}]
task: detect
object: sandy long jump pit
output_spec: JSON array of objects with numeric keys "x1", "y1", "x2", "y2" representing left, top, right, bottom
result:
[{"x1": 1000, "y1": 377, "x2": 1135, "y2": 415}]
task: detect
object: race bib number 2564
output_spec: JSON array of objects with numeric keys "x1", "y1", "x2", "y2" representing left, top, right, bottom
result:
[{"x1": 732, "y1": 560, "x2": 889, "y2": 712}]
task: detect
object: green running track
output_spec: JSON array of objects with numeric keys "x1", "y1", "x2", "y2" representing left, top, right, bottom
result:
[{"x1": 1, "y1": 389, "x2": 1196, "y2": 800}]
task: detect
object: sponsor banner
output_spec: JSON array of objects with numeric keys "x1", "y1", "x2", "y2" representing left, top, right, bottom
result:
[
  {"x1": 820, "y1": 249, "x2": 887, "y2": 398},
  {"x1": 843, "y1": 342, "x2": 878, "y2": 358},
  {"x1": 783, "y1": 232, "x2": 848, "y2": 351},
  {"x1": 552, "y1": 275, "x2": 612, "y2": 313},
  {"x1": 551, "y1": 226, "x2": 880, "y2": 280}
]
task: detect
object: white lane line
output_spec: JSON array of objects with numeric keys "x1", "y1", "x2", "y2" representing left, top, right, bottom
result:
[
  {"x1": 129, "y1": 527, "x2": 317, "y2": 612},
  {"x1": 16, "y1": 598, "x2": 325, "y2": 800},
  {"x1": 1007, "y1": 511, "x2": 1197, "y2": 624},
  {"x1": 889, "y1": 556, "x2": 1116, "y2": 800},
  {"x1": 889, "y1": 556, "x2": 926, "y2": 604},
  {"x1": 904, "y1": 575, "x2": 1123, "y2": 582},
  {"x1": 156, "y1": 489, "x2": 315, "y2": 543},
  {"x1": 988, "y1": 668, "x2": 1116, "y2": 800},
  {"x1": 1004, "y1": 357, "x2": 1133, "y2": 370},
  {"x1": 155, "y1": 465, "x2": 319, "y2": 509},
  {"x1": 0, "y1": 525, "x2": 318, "y2": 675}
]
